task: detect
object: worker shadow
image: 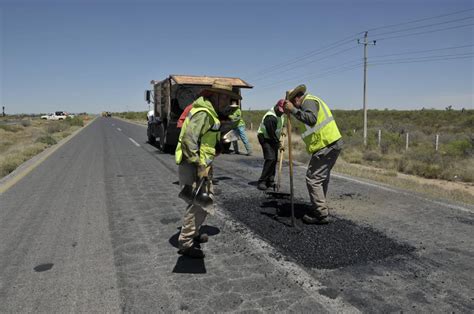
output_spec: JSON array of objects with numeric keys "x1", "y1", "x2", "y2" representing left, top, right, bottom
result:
[
  {"x1": 247, "y1": 181, "x2": 259, "y2": 187},
  {"x1": 260, "y1": 200, "x2": 310, "y2": 226},
  {"x1": 169, "y1": 225, "x2": 220, "y2": 274}
]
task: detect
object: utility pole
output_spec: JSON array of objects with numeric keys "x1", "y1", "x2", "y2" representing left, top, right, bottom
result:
[{"x1": 358, "y1": 32, "x2": 376, "y2": 147}]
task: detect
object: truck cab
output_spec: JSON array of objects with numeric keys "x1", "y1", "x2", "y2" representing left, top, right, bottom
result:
[{"x1": 145, "y1": 75, "x2": 253, "y2": 153}]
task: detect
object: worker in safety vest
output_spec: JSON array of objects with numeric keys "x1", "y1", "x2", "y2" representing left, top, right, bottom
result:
[
  {"x1": 228, "y1": 103, "x2": 253, "y2": 156},
  {"x1": 256, "y1": 99, "x2": 286, "y2": 190},
  {"x1": 284, "y1": 84, "x2": 342, "y2": 224},
  {"x1": 175, "y1": 80, "x2": 239, "y2": 258}
]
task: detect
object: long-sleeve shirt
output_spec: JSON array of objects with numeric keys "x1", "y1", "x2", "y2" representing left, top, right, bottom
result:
[
  {"x1": 181, "y1": 111, "x2": 212, "y2": 164},
  {"x1": 291, "y1": 97, "x2": 318, "y2": 126},
  {"x1": 229, "y1": 108, "x2": 245, "y2": 128}
]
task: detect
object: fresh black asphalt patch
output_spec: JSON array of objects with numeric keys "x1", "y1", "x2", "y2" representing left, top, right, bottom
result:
[{"x1": 220, "y1": 193, "x2": 414, "y2": 269}]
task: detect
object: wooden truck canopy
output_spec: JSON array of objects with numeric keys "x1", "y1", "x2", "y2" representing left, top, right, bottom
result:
[{"x1": 169, "y1": 75, "x2": 253, "y2": 89}]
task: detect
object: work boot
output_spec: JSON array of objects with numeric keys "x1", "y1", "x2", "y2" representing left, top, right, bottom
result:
[
  {"x1": 193, "y1": 233, "x2": 209, "y2": 244},
  {"x1": 257, "y1": 181, "x2": 268, "y2": 191},
  {"x1": 178, "y1": 185, "x2": 193, "y2": 204},
  {"x1": 178, "y1": 246, "x2": 205, "y2": 259},
  {"x1": 246, "y1": 151, "x2": 252, "y2": 156}
]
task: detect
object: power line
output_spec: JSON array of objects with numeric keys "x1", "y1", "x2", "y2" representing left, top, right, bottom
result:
[
  {"x1": 260, "y1": 62, "x2": 363, "y2": 89},
  {"x1": 245, "y1": 8, "x2": 473, "y2": 83},
  {"x1": 368, "y1": 8, "x2": 474, "y2": 31},
  {"x1": 371, "y1": 54, "x2": 473, "y2": 65},
  {"x1": 261, "y1": 58, "x2": 362, "y2": 87},
  {"x1": 371, "y1": 44, "x2": 474, "y2": 58},
  {"x1": 375, "y1": 23, "x2": 474, "y2": 41},
  {"x1": 249, "y1": 38, "x2": 358, "y2": 80},
  {"x1": 371, "y1": 16, "x2": 473, "y2": 37},
  {"x1": 371, "y1": 52, "x2": 474, "y2": 62},
  {"x1": 252, "y1": 45, "x2": 359, "y2": 82}
]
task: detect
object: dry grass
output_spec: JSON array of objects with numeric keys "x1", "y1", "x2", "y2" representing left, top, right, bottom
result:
[
  {"x1": 246, "y1": 129, "x2": 473, "y2": 205},
  {"x1": 0, "y1": 117, "x2": 87, "y2": 178},
  {"x1": 333, "y1": 160, "x2": 474, "y2": 205}
]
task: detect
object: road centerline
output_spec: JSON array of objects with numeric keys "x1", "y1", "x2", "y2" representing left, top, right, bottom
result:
[{"x1": 128, "y1": 137, "x2": 140, "y2": 147}]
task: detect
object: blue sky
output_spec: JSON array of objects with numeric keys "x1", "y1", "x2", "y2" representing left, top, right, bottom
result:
[{"x1": 1, "y1": 0, "x2": 473, "y2": 114}]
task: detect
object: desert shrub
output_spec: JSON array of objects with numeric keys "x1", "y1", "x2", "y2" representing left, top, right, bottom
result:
[
  {"x1": 20, "y1": 120, "x2": 31, "y2": 127},
  {"x1": 363, "y1": 150, "x2": 382, "y2": 162},
  {"x1": 398, "y1": 159, "x2": 442, "y2": 179},
  {"x1": 442, "y1": 139, "x2": 472, "y2": 157},
  {"x1": 380, "y1": 131, "x2": 403, "y2": 154},
  {"x1": 65, "y1": 116, "x2": 84, "y2": 127},
  {"x1": 405, "y1": 144, "x2": 440, "y2": 164},
  {"x1": 36, "y1": 135, "x2": 57, "y2": 145},
  {"x1": 341, "y1": 149, "x2": 363, "y2": 164},
  {"x1": 0, "y1": 140, "x2": 13, "y2": 153},
  {"x1": 0, "y1": 157, "x2": 21, "y2": 177},
  {"x1": 47, "y1": 122, "x2": 67, "y2": 133},
  {"x1": 0, "y1": 124, "x2": 22, "y2": 132}
]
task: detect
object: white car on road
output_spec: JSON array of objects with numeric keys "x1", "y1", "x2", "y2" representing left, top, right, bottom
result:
[{"x1": 41, "y1": 111, "x2": 72, "y2": 120}]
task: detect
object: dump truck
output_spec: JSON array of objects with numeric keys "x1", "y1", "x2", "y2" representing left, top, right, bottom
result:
[{"x1": 145, "y1": 74, "x2": 253, "y2": 153}]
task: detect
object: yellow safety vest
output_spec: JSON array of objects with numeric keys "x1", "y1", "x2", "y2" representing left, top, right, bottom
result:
[
  {"x1": 257, "y1": 108, "x2": 285, "y2": 140},
  {"x1": 175, "y1": 101, "x2": 221, "y2": 166},
  {"x1": 299, "y1": 94, "x2": 341, "y2": 154}
]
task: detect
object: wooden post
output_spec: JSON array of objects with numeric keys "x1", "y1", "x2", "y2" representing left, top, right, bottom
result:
[
  {"x1": 435, "y1": 134, "x2": 439, "y2": 151},
  {"x1": 406, "y1": 133, "x2": 409, "y2": 151},
  {"x1": 378, "y1": 129, "x2": 381, "y2": 148}
]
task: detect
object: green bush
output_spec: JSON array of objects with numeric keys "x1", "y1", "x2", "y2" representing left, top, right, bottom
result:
[
  {"x1": 442, "y1": 139, "x2": 472, "y2": 157},
  {"x1": 363, "y1": 150, "x2": 382, "y2": 162},
  {"x1": 46, "y1": 122, "x2": 66, "y2": 134},
  {"x1": 0, "y1": 157, "x2": 21, "y2": 177},
  {"x1": 65, "y1": 116, "x2": 84, "y2": 127},
  {"x1": 36, "y1": 135, "x2": 57, "y2": 145}
]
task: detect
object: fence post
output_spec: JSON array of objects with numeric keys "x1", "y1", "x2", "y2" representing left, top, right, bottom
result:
[
  {"x1": 250, "y1": 122, "x2": 253, "y2": 131},
  {"x1": 435, "y1": 134, "x2": 439, "y2": 151},
  {"x1": 378, "y1": 129, "x2": 381, "y2": 148},
  {"x1": 405, "y1": 133, "x2": 409, "y2": 151}
]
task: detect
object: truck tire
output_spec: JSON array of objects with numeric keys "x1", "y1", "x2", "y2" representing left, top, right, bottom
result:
[
  {"x1": 148, "y1": 135, "x2": 156, "y2": 145},
  {"x1": 147, "y1": 126, "x2": 156, "y2": 144},
  {"x1": 158, "y1": 124, "x2": 173, "y2": 153}
]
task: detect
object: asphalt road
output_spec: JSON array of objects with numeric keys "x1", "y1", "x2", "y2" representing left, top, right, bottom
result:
[{"x1": 1, "y1": 117, "x2": 473, "y2": 312}]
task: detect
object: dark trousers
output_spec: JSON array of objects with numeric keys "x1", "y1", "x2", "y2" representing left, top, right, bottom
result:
[{"x1": 258, "y1": 134, "x2": 278, "y2": 184}]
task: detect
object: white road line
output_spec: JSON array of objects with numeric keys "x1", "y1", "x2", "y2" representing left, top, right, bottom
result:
[
  {"x1": 331, "y1": 172, "x2": 474, "y2": 214},
  {"x1": 117, "y1": 128, "x2": 122, "y2": 131},
  {"x1": 128, "y1": 137, "x2": 140, "y2": 147}
]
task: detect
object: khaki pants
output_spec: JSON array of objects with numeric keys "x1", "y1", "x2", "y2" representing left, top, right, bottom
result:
[
  {"x1": 178, "y1": 162, "x2": 212, "y2": 250},
  {"x1": 305, "y1": 147, "x2": 341, "y2": 218}
]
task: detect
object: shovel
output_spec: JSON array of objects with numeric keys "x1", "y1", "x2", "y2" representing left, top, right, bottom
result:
[{"x1": 285, "y1": 92, "x2": 296, "y2": 227}]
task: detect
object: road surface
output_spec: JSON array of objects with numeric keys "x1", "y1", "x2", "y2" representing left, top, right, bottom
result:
[{"x1": 1, "y1": 117, "x2": 473, "y2": 312}]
